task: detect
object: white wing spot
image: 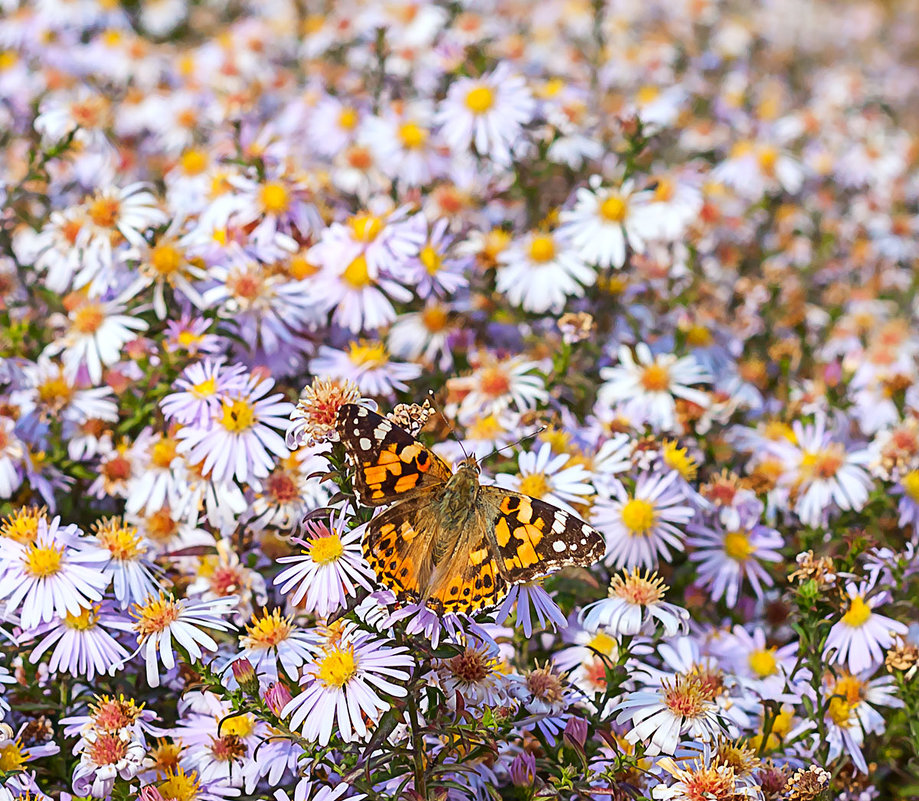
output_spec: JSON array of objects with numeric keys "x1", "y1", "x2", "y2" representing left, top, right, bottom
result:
[
  {"x1": 552, "y1": 540, "x2": 566, "y2": 553},
  {"x1": 580, "y1": 537, "x2": 587, "y2": 545},
  {"x1": 552, "y1": 514, "x2": 567, "y2": 534},
  {"x1": 569, "y1": 542, "x2": 578, "y2": 551},
  {"x1": 359, "y1": 437, "x2": 372, "y2": 451}
]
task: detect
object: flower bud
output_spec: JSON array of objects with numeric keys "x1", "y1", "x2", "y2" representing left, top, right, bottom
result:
[
  {"x1": 509, "y1": 751, "x2": 536, "y2": 787},
  {"x1": 231, "y1": 658, "x2": 259, "y2": 696},
  {"x1": 139, "y1": 787, "x2": 166, "y2": 801},
  {"x1": 264, "y1": 681, "x2": 294, "y2": 716},
  {"x1": 563, "y1": 716, "x2": 588, "y2": 751}
]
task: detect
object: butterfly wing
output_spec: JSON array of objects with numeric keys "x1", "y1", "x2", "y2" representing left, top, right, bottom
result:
[
  {"x1": 336, "y1": 404, "x2": 452, "y2": 507},
  {"x1": 364, "y1": 495, "x2": 510, "y2": 615},
  {"x1": 478, "y1": 487, "x2": 605, "y2": 584}
]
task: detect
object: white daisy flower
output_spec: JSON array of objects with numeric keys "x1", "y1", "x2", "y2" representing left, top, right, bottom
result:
[
  {"x1": 496, "y1": 230, "x2": 595, "y2": 313},
  {"x1": 124, "y1": 593, "x2": 237, "y2": 687},
  {"x1": 0, "y1": 516, "x2": 109, "y2": 630},
  {"x1": 598, "y1": 344, "x2": 712, "y2": 432},
  {"x1": 593, "y1": 470, "x2": 693, "y2": 569},
  {"x1": 580, "y1": 570, "x2": 689, "y2": 638},
  {"x1": 436, "y1": 63, "x2": 535, "y2": 167},
  {"x1": 558, "y1": 176, "x2": 659, "y2": 269}
]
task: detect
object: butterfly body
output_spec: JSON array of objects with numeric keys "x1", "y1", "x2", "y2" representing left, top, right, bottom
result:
[{"x1": 336, "y1": 404, "x2": 605, "y2": 615}]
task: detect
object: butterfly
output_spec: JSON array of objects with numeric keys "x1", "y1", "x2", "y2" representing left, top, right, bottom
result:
[{"x1": 335, "y1": 403, "x2": 605, "y2": 615}]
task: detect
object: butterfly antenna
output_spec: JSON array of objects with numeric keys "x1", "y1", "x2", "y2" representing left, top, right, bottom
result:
[
  {"x1": 427, "y1": 390, "x2": 468, "y2": 460},
  {"x1": 484, "y1": 425, "x2": 547, "y2": 462}
]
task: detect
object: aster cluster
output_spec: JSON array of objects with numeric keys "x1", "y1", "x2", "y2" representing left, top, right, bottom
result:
[{"x1": 1, "y1": 1, "x2": 919, "y2": 801}]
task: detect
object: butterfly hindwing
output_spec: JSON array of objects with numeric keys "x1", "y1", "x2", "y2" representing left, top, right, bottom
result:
[
  {"x1": 479, "y1": 487, "x2": 606, "y2": 585},
  {"x1": 336, "y1": 404, "x2": 452, "y2": 507},
  {"x1": 363, "y1": 498, "x2": 438, "y2": 599}
]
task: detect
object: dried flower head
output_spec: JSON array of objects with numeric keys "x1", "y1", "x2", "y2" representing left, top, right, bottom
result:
[
  {"x1": 784, "y1": 765, "x2": 831, "y2": 801},
  {"x1": 788, "y1": 550, "x2": 836, "y2": 588},
  {"x1": 558, "y1": 312, "x2": 594, "y2": 344},
  {"x1": 885, "y1": 635, "x2": 919, "y2": 678},
  {"x1": 287, "y1": 378, "x2": 363, "y2": 448}
]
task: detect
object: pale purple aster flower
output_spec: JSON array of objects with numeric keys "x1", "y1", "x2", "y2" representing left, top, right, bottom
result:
[
  {"x1": 824, "y1": 578, "x2": 907, "y2": 674},
  {"x1": 27, "y1": 603, "x2": 132, "y2": 681},
  {"x1": 598, "y1": 344, "x2": 711, "y2": 432},
  {"x1": 435, "y1": 63, "x2": 535, "y2": 166},
  {"x1": 613, "y1": 675, "x2": 725, "y2": 756},
  {"x1": 580, "y1": 569, "x2": 688, "y2": 638},
  {"x1": 163, "y1": 312, "x2": 224, "y2": 357},
  {"x1": 380, "y1": 597, "x2": 467, "y2": 650},
  {"x1": 71, "y1": 727, "x2": 145, "y2": 798},
  {"x1": 160, "y1": 360, "x2": 248, "y2": 426},
  {"x1": 892, "y1": 469, "x2": 919, "y2": 533},
  {"x1": 234, "y1": 608, "x2": 319, "y2": 681},
  {"x1": 686, "y1": 520, "x2": 783, "y2": 606},
  {"x1": 0, "y1": 516, "x2": 109, "y2": 629},
  {"x1": 274, "y1": 512, "x2": 375, "y2": 618},
  {"x1": 176, "y1": 373, "x2": 293, "y2": 484},
  {"x1": 80, "y1": 516, "x2": 160, "y2": 609},
  {"x1": 593, "y1": 470, "x2": 693, "y2": 569},
  {"x1": 435, "y1": 634, "x2": 510, "y2": 710},
  {"x1": 309, "y1": 342, "x2": 422, "y2": 398},
  {"x1": 775, "y1": 413, "x2": 873, "y2": 527},
  {"x1": 403, "y1": 217, "x2": 471, "y2": 299},
  {"x1": 495, "y1": 582, "x2": 566, "y2": 638},
  {"x1": 122, "y1": 593, "x2": 237, "y2": 687},
  {"x1": 283, "y1": 628, "x2": 413, "y2": 745}
]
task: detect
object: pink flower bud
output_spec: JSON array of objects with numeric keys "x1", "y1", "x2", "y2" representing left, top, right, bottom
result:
[
  {"x1": 231, "y1": 657, "x2": 259, "y2": 695},
  {"x1": 264, "y1": 681, "x2": 294, "y2": 716},
  {"x1": 563, "y1": 716, "x2": 588, "y2": 751},
  {"x1": 139, "y1": 787, "x2": 166, "y2": 801}
]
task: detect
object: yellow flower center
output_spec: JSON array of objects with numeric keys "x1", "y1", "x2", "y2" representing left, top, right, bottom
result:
[
  {"x1": 587, "y1": 631, "x2": 617, "y2": 656},
  {"x1": 37, "y1": 374, "x2": 73, "y2": 407},
  {"x1": 0, "y1": 741, "x2": 28, "y2": 772},
  {"x1": 192, "y1": 376, "x2": 217, "y2": 397},
  {"x1": 902, "y1": 470, "x2": 919, "y2": 502},
  {"x1": 599, "y1": 194, "x2": 628, "y2": 223},
  {"x1": 827, "y1": 697, "x2": 853, "y2": 728},
  {"x1": 309, "y1": 534, "x2": 345, "y2": 565},
  {"x1": 640, "y1": 363, "x2": 670, "y2": 391},
  {"x1": 662, "y1": 441, "x2": 698, "y2": 481},
  {"x1": 1, "y1": 507, "x2": 44, "y2": 544},
  {"x1": 620, "y1": 498, "x2": 656, "y2": 535},
  {"x1": 64, "y1": 605, "x2": 99, "y2": 630},
  {"x1": 465, "y1": 84, "x2": 495, "y2": 114},
  {"x1": 800, "y1": 445, "x2": 845, "y2": 479},
  {"x1": 466, "y1": 414, "x2": 503, "y2": 440},
  {"x1": 686, "y1": 324, "x2": 713, "y2": 347},
  {"x1": 260, "y1": 182, "x2": 290, "y2": 214},
  {"x1": 834, "y1": 674, "x2": 864, "y2": 705},
  {"x1": 150, "y1": 244, "x2": 183, "y2": 276},
  {"x1": 159, "y1": 767, "x2": 201, "y2": 801},
  {"x1": 518, "y1": 472, "x2": 551, "y2": 499},
  {"x1": 399, "y1": 121, "x2": 428, "y2": 149},
  {"x1": 610, "y1": 569, "x2": 668, "y2": 605},
  {"x1": 842, "y1": 595, "x2": 872, "y2": 628},
  {"x1": 221, "y1": 399, "x2": 256, "y2": 432},
  {"x1": 421, "y1": 304, "x2": 449, "y2": 332},
  {"x1": 636, "y1": 85, "x2": 660, "y2": 104},
  {"x1": 73, "y1": 303, "x2": 105, "y2": 335},
  {"x1": 342, "y1": 254, "x2": 372, "y2": 288},
  {"x1": 419, "y1": 244, "x2": 442, "y2": 275},
  {"x1": 348, "y1": 341, "x2": 387, "y2": 368},
  {"x1": 132, "y1": 595, "x2": 182, "y2": 639},
  {"x1": 758, "y1": 146, "x2": 778, "y2": 174},
  {"x1": 748, "y1": 648, "x2": 778, "y2": 678},
  {"x1": 338, "y1": 107, "x2": 358, "y2": 130},
  {"x1": 723, "y1": 530, "x2": 756, "y2": 562},
  {"x1": 317, "y1": 646, "x2": 358, "y2": 688},
  {"x1": 97, "y1": 520, "x2": 146, "y2": 561},
  {"x1": 528, "y1": 234, "x2": 556, "y2": 263},
  {"x1": 24, "y1": 543, "x2": 64, "y2": 578},
  {"x1": 289, "y1": 254, "x2": 320, "y2": 279},
  {"x1": 243, "y1": 609, "x2": 293, "y2": 649},
  {"x1": 152, "y1": 438, "x2": 178, "y2": 469},
  {"x1": 180, "y1": 149, "x2": 208, "y2": 175},
  {"x1": 349, "y1": 212, "x2": 383, "y2": 243},
  {"x1": 88, "y1": 196, "x2": 120, "y2": 228}
]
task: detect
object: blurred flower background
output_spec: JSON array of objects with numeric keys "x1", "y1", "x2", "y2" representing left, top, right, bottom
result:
[{"x1": 1, "y1": 0, "x2": 919, "y2": 799}]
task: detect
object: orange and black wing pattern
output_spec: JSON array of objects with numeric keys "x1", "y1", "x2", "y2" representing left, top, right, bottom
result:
[{"x1": 335, "y1": 404, "x2": 452, "y2": 507}]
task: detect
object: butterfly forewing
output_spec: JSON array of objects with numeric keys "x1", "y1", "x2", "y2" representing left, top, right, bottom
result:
[{"x1": 335, "y1": 404, "x2": 452, "y2": 507}]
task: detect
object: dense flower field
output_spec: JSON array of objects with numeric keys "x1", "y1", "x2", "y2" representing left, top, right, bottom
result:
[{"x1": 2, "y1": 0, "x2": 919, "y2": 799}]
